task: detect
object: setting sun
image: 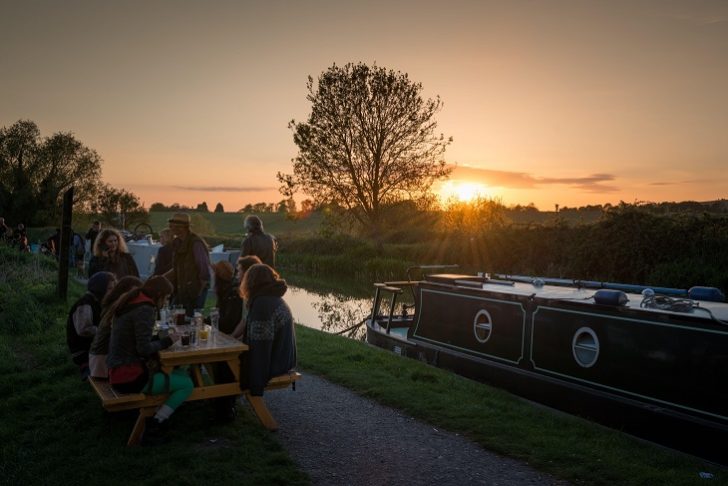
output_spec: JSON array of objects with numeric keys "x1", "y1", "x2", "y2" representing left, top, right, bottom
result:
[{"x1": 439, "y1": 181, "x2": 490, "y2": 202}]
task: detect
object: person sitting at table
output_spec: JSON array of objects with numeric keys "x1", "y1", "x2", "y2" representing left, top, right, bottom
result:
[
  {"x1": 239, "y1": 263, "x2": 297, "y2": 396},
  {"x1": 106, "y1": 276, "x2": 192, "y2": 443},
  {"x1": 88, "y1": 228, "x2": 139, "y2": 279},
  {"x1": 88, "y1": 276, "x2": 142, "y2": 379},
  {"x1": 66, "y1": 271, "x2": 117, "y2": 381},
  {"x1": 211, "y1": 260, "x2": 244, "y2": 335},
  {"x1": 208, "y1": 259, "x2": 248, "y2": 422},
  {"x1": 230, "y1": 255, "x2": 261, "y2": 339}
]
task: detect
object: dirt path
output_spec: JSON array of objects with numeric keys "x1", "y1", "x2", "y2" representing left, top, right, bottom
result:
[{"x1": 263, "y1": 373, "x2": 569, "y2": 486}]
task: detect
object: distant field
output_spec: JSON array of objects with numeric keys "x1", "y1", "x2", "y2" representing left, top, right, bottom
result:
[{"x1": 148, "y1": 211, "x2": 323, "y2": 237}]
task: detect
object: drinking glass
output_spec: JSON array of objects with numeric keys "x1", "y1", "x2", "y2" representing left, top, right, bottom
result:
[{"x1": 209, "y1": 307, "x2": 220, "y2": 332}]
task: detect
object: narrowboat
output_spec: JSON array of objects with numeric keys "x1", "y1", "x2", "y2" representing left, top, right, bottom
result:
[{"x1": 367, "y1": 267, "x2": 728, "y2": 463}]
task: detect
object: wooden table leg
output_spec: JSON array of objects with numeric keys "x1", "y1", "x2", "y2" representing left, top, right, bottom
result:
[
  {"x1": 128, "y1": 406, "x2": 157, "y2": 446},
  {"x1": 245, "y1": 393, "x2": 278, "y2": 431}
]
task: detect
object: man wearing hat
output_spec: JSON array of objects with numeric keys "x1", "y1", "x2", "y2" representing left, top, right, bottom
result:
[{"x1": 165, "y1": 213, "x2": 211, "y2": 315}]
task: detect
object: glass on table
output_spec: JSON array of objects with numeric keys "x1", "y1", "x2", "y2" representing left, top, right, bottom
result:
[
  {"x1": 199, "y1": 324, "x2": 210, "y2": 342},
  {"x1": 174, "y1": 306, "x2": 186, "y2": 326},
  {"x1": 209, "y1": 307, "x2": 220, "y2": 331}
]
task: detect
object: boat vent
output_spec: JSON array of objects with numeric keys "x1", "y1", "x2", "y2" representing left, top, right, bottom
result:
[{"x1": 572, "y1": 327, "x2": 599, "y2": 368}]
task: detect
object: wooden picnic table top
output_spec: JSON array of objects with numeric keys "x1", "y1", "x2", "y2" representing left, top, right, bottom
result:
[{"x1": 159, "y1": 326, "x2": 248, "y2": 366}]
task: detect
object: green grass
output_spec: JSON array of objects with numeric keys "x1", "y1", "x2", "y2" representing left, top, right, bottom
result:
[
  {"x1": 3, "y1": 245, "x2": 726, "y2": 484},
  {"x1": 0, "y1": 247, "x2": 308, "y2": 485},
  {"x1": 148, "y1": 211, "x2": 323, "y2": 238},
  {"x1": 296, "y1": 325, "x2": 727, "y2": 485}
]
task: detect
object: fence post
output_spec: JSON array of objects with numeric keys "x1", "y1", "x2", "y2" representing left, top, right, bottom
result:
[{"x1": 58, "y1": 187, "x2": 74, "y2": 299}]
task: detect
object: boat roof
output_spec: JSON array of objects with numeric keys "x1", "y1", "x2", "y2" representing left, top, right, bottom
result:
[{"x1": 420, "y1": 274, "x2": 728, "y2": 322}]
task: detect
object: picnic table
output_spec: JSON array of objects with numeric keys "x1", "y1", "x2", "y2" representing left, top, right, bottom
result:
[{"x1": 90, "y1": 328, "x2": 300, "y2": 445}]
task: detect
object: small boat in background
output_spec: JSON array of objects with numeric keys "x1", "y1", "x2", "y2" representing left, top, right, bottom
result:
[{"x1": 367, "y1": 267, "x2": 728, "y2": 464}]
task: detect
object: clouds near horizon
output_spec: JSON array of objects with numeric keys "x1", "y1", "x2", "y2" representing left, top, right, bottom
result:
[{"x1": 450, "y1": 166, "x2": 619, "y2": 193}]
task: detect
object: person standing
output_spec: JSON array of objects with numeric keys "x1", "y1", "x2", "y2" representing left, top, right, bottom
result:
[
  {"x1": 47, "y1": 228, "x2": 61, "y2": 258},
  {"x1": 15, "y1": 223, "x2": 29, "y2": 252},
  {"x1": 166, "y1": 213, "x2": 210, "y2": 316},
  {"x1": 0, "y1": 217, "x2": 9, "y2": 244},
  {"x1": 88, "y1": 228, "x2": 139, "y2": 279},
  {"x1": 153, "y1": 228, "x2": 175, "y2": 276},
  {"x1": 239, "y1": 263, "x2": 296, "y2": 396},
  {"x1": 85, "y1": 221, "x2": 101, "y2": 251},
  {"x1": 240, "y1": 215, "x2": 277, "y2": 268}
]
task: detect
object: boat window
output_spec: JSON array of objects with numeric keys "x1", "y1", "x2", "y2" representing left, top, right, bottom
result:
[
  {"x1": 572, "y1": 327, "x2": 599, "y2": 368},
  {"x1": 473, "y1": 309, "x2": 493, "y2": 344}
]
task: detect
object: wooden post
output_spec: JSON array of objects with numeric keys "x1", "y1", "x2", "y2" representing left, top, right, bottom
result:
[{"x1": 58, "y1": 187, "x2": 74, "y2": 299}]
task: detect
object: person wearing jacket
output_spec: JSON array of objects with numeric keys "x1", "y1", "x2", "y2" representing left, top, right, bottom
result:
[
  {"x1": 106, "y1": 276, "x2": 192, "y2": 442},
  {"x1": 240, "y1": 215, "x2": 277, "y2": 268},
  {"x1": 239, "y1": 263, "x2": 296, "y2": 396},
  {"x1": 165, "y1": 213, "x2": 210, "y2": 316},
  {"x1": 88, "y1": 276, "x2": 143, "y2": 379},
  {"x1": 88, "y1": 228, "x2": 139, "y2": 279},
  {"x1": 66, "y1": 271, "x2": 116, "y2": 380}
]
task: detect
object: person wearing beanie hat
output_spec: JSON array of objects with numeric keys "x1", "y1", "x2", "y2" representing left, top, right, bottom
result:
[
  {"x1": 241, "y1": 215, "x2": 277, "y2": 268},
  {"x1": 66, "y1": 271, "x2": 117, "y2": 381},
  {"x1": 107, "y1": 274, "x2": 192, "y2": 444}
]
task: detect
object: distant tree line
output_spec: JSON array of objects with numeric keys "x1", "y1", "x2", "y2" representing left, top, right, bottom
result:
[{"x1": 149, "y1": 197, "x2": 306, "y2": 215}]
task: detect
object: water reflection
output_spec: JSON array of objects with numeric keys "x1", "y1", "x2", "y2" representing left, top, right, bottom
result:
[{"x1": 287, "y1": 286, "x2": 371, "y2": 340}]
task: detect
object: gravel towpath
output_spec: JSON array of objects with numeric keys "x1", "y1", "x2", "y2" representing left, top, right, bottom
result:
[{"x1": 263, "y1": 373, "x2": 569, "y2": 486}]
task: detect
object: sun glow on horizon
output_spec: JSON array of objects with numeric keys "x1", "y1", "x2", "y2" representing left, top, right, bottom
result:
[{"x1": 439, "y1": 180, "x2": 491, "y2": 203}]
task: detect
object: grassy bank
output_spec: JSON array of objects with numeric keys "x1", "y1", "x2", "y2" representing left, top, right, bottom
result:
[
  {"x1": 296, "y1": 325, "x2": 725, "y2": 485},
  {"x1": 0, "y1": 247, "x2": 307, "y2": 485}
]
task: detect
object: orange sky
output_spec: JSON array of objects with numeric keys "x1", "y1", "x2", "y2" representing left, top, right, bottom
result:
[{"x1": 2, "y1": 0, "x2": 727, "y2": 211}]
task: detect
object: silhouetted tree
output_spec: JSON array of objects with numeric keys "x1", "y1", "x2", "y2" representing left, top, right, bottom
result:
[
  {"x1": 88, "y1": 183, "x2": 148, "y2": 229},
  {"x1": 196, "y1": 201, "x2": 209, "y2": 212},
  {"x1": 0, "y1": 119, "x2": 102, "y2": 225},
  {"x1": 279, "y1": 62, "x2": 452, "y2": 234},
  {"x1": 214, "y1": 202, "x2": 224, "y2": 213}
]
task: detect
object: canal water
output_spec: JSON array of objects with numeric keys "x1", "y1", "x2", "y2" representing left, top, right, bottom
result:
[{"x1": 285, "y1": 285, "x2": 372, "y2": 338}]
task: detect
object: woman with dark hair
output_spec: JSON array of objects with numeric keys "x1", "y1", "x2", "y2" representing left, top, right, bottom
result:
[
  {"x1": 230, "y1": 255, "x2": 261, "y2": 339},
  {"x1": 88, "y1": 275, "x2": 143, "y2": 379},
  {"x1": 88, "y1": 228, "x2": 139, "y2": 279},
  {"x1": 211, "y1": 260, "x2": 243, "y2": 335},
  {"x1": 106, "y1": 276, "x2": 192, "y2": 441},
  {"x1": 239, "y1": 263, "x2": 296, "y2": 396},
  {"x1": 66, "y1": 271, "x2": 117, "y2": 380}
]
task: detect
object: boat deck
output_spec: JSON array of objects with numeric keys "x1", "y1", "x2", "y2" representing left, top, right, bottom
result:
[{"x1": 423, "y1": 275, "x2": 728, "y2": 323}]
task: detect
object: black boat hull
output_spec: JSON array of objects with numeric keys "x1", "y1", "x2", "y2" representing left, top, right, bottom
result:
[{"x1": 367, "y1": 276, "x2": 728, "y2": 464}]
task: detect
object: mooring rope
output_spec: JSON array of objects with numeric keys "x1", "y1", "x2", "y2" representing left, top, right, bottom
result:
[{"x1": 334, "y1": 317, "x2": 368, "y2": 335}]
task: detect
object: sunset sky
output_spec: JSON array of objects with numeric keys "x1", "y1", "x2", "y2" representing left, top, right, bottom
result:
[{"x1": 2, "y1": 0, "x2": 727, "y2": 211}]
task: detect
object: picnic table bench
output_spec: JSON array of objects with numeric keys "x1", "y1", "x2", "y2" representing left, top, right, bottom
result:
[
  {"x1": 89, "y1": 329, "x2": 301, "y2": 445},
  {"x1": 90, "y1": 372, "x2": 301, "y2": 445}
]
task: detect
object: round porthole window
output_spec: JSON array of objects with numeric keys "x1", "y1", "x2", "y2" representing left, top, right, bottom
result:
[
  {"x1": 572, "y1": 327, "x2": 599, "y2": 368},
  {"x1": 473, "y1": 309, "x2": 493, "y2": 344}
]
